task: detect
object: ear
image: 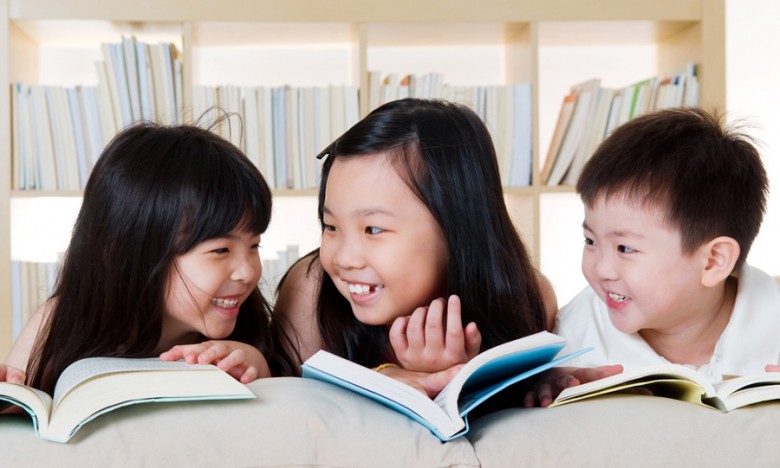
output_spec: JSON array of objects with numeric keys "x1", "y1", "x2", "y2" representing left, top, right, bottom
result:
[{"x1": 700, "y1": 236, "x2": 740, "y2": 288}]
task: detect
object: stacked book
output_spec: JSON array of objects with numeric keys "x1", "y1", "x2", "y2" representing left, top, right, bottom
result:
[
  {"x1": 366, "y1": 72, "x2": 533, "y2": 187},
  {"x1": 541, "y1": 63, "x2": 699, "y2": 186},
  {"x1": 12, "y1": 36, "x2": 183, "y2": 191},
  {"x1": 192, "y1": 84, "x2": 360, "y2": 190}
]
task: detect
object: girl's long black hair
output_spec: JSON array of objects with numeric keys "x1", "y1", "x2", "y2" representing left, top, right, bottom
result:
[
  {"x1": 313, "y1": 98, "x2": 546, "y2": 367},
  {"x1": 28, "y1": 122, "x2": 298, "y2": 393}
]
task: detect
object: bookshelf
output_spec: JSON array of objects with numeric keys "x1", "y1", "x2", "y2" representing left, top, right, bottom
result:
[{"x1": 0, "y1": 0, "x2": 726, "y2": 356}]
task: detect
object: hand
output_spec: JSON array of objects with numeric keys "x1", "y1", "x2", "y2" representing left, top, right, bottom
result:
[
  {"x1": 766, "y1": 364, "x2": 780, "y2": 372},
  {"x1": 160, "y1": 340, "x2": 271, "y2": 383},
  {"x1": 377, "y1": 364, "x2": 463, "y2": 399},
  {"x1": 523, "y1": 365, "x2": 624, "y2": 408},
  {"x1": 389, "y1": 295, "x2": 482, "y2": 373},
  {"x1": 0, "y1": 364, "x2": 25, "y2": 384}
]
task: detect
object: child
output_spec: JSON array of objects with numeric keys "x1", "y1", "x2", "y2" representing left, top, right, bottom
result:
[
  {"x1": 555, "y1": 107, "x2": 780, "y2": 383},
  {"x1": 276, "y1": 98, "x2": 558, "y2": 395},
  {"x1": 1, "y1": 121, "x2": 298, "y2": 394}
]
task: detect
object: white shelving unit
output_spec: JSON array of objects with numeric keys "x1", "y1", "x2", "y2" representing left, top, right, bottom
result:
[{"x1": 0, "y1": 0, "x2": 726, "y2": 356}]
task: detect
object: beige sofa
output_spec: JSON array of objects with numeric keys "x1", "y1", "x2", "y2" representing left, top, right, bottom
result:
[{"x1": 3, "y1": 377, "x2": 779, "y2": 467}]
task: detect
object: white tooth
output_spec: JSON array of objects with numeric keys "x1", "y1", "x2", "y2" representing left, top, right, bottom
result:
[
  {"x1": 348, "y1": 284, "x2": 375, "y2": 295},
  {"x1": 212, "y1": 298, "x2": 238, "y2": 307},
  {"x1": 609, "y1": 293, "x2": 627, "y2": 302}
]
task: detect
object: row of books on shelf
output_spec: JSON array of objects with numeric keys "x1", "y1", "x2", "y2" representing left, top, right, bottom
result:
[
  {"x1": 366, "y1": 72, "x2": 533, "y2": 187},
  {"x1": 12, "y1": 60, "x2": 534, "y2": 192},
  {"x1": 12, "y1": 36, "x2": 183, "y2": 191},
  {"x1": 192, "y1": 84, "x2": 360, "y2": 190},
  {"x1": 541, "y1": 63, "x2": 699, "y2": 186}
]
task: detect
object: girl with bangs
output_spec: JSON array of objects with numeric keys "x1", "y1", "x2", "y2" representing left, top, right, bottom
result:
[
  {"x1": 0, "y1": 121, "x2": 297, "y2": 394},
  {"x1": 276, "y1": 98, "x2": 560, "y2": 395}
]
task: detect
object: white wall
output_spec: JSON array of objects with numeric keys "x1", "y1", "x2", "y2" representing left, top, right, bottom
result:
[{"x1": 726, "y1": 0, "x2": 780, "y2": 276}]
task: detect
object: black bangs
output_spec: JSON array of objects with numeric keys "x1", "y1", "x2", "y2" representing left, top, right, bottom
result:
[{"x1": 171, "y1": 134, "x2": 272, "y2": 253}]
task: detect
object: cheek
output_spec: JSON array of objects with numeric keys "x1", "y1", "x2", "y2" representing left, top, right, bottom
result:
[
  {"x1": 581, "y1": 252, "x2": 596, "y2": 279},
  {"x1": 318, "y1": 240, "x2": 337, "y2": 275}
]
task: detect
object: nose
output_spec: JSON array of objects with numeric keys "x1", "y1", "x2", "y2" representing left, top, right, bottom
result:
[
  {"x1": 231, "y1": 252, "x2": 262, "y2": 284},
  {"x1": 593, "y1": 251, "x2": 619, "y2": 282},
  {"x1": 330, "y1": 236, "x2": 365, "y2": 271}
]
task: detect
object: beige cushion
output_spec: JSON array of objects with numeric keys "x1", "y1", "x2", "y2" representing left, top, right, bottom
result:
[
  {"x1": 2, "y1": 377, "x2": 478, "y2": 467},
  {"x1": 4, "y1": 378, "x2": 780, "y2": 466},
  {"x1": 467, "y1": 393, "x2": 780, "y2": 466}
]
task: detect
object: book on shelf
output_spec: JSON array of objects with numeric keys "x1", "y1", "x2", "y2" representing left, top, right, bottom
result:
[
  {"x1": 0, "y1": 357, "x2": 255, "y2": 443},
  {"x1": 510, "y1": 82, "x2": 533, "y2": 187},
  {"x1": 302, "y1": 331, "x2": 590, "y2": 441},
  {"x1": 29, "y1": 85, "x2": 58, "y2": 190},
  {"x1": 550, "y1": 363, "x2": 780, "y2": 412},
  {"x1": 560, "y1": 79, "x2": 603, "y2": 186},
  {"x1": 544, "y1": 63, "x2": 700, "y2": 186},
  {"x1": 540, "y1": 92, "x2": 576, "y2": 186},
  {"x1": 546, "y1": 79, "x2": 598, "y2": 186},
  {"x1": 261, "y1": 87, "x2": 276, "y2": 189}
]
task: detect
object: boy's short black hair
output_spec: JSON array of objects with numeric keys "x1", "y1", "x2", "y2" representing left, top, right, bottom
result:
[{"x1": 576, "y1": 107, "x2": 767, "y2": 269}]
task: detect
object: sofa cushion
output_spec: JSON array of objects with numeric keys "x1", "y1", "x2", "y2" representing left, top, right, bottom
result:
[
  {"x1": 467, "y1": 393, "x2": 780, "y2": 466},
  {"x1": 2, "y1": 377, "x2": 478, "y2": 467}
]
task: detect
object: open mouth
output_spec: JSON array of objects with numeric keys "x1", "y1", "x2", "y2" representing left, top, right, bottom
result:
[{"x1": 348, "y1": 283, "x2": 384, "y2": 296}]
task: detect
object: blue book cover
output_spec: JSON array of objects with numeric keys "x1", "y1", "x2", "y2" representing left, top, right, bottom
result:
[{"x1": 302, "y1": 331, "x2": 590, "y2": 441}]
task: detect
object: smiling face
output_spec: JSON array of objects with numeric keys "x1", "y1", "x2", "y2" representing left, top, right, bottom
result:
[
  {"x1": 160, "y1": 229, "x2": 262, "y2": 350},
  {"x1": 319, "y1": 152, "x2": 449, "y2": 326},
  {"x1": 581, "y1": 194, "x2": 710, "y2": 335}
]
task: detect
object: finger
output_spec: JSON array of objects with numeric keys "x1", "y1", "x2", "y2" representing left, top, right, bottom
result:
[
  {"x1": 9, "y1": 370, "x2": 26, "y2": 385},
  {"x1": 389, "y1": 316, "x2": 411, "y2": 354},
  {"x1": 215, "y1": 349, "x2": 246, "y2": 370},
  {"x1": 570, "y1": 364, "x2": 623, "y2": 385},
  {"x1": 463, "y1": 322, "x2": 482, "y2": 360},
  {"x1": 420, "y1": 365, "x2": 462, "y2": 398},
  {"x1": 523, "y1": 390, "x2": 537, "y2": 408},
  {"x1": 406, "y1": 307, "x2": 428, "y2": 352},
  {"x1": 159, "y1": 345, "x2": 188, "y2": 361},
  {"x1": 2, "y1": 366, "x2": 25, "y2": 385},
  {"x1": 239, "y1": 366, "x2": 259, "y2": 384},
  {"x1": 225, "y1": 364, "x2": 249, "y2": 382},
  {"x1": 198, "y1": 343, "x2": 230, "y2": 365},
  {"x1": 536, "y1": 383, "x2": 553, "y2": 407},
  {"x1": 443, "y1": 296, "x2": 464, "y2": 353},
  {"x1": 424, "y1": 298, "x2": 446, "y2": 352},
  {"x1": 555, "y1": 372, "x2": 580, "y2": 390},
  {"x1": 183, "y1": 344, "x2": 210, "y2": 363},
  {"x1": 765, "y1": 364, "x2": 780, "y2": 372}
]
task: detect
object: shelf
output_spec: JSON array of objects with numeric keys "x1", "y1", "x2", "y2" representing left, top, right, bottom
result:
[{"x1": 0, "y1": 0, "x2": 726, "y2": 358}]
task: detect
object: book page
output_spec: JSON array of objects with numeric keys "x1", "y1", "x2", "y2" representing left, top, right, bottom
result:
[
  {"x1": 713, "y1": 372, "x2": 780, "y2": 411},
  {"x1": 302, "y1": 351, "x2": 461, "y2": 438},
  {"x1": 552, "y1": 363, "x2": 716, "y2": 406},
  {"x1": 47, "y1": 368, "x2": 253, "y2": 443},
  {"x1": 53, "y1": 357, "x2": 219, "y2": 409},
  {"x1": 435, "y1": 331, "x2": 565, "y2": 414},
  {"x1": 0, "y1": 383, "x2": 54, "y2": 429}
]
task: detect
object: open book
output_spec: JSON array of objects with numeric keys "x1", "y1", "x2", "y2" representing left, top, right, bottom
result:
[
  {"x1": 0, "y1": 357, "x2": 255, "y2": 443},
  {"x1": 550, "y1": 363, "x2": 780, "y2": 412},
  {"x1": 301, "y1": 331, "x2": 589, "y2": 441}
]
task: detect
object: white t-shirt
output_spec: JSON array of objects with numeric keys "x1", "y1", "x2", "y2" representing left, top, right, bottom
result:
[{"x1": 554, "y1": 264, "x2": 780, "y2": 383}]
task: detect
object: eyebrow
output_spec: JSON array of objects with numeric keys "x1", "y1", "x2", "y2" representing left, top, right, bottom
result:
[
  {"x1": 582, "y1": 222, "x2": 645, "y2": 239},
  {"x1": 323, "y1": 206, "x2": 395, "y2": 218}
]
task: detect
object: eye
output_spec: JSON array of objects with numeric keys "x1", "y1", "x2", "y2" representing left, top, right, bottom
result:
[
  {"x1": 617, "y1": 245, "x2": 636, "y2": 254},
  {"x1": 365, "y1": 226, "x2": 384, "y2": 235},
  {"x1": 584, "y1": 236, "x2": 595, "y2": 246},
  {"x1": 322, "y1": 223, "x2": 336, "y2": 233},
  {"x1": 251, "y1": 243, "x2": 261, "y2": 250},
  {"x1": 211, "y1": 247, "x2": 230, "y2": 255}
]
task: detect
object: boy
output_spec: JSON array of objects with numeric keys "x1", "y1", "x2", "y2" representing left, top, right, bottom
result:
[{"x1": 555, "y1": 108, "x2": 780, "y2": 382}]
